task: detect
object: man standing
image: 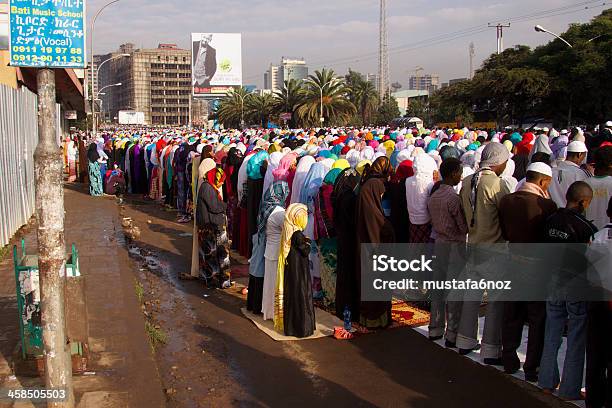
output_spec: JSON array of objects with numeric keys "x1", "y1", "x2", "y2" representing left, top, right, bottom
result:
[
  {"x1": 458, "y1": 142, "x2": 511, "y2": 364},
  {"x1": 539, "y1": 181, "x2": 598, "y2": 401},
  {"x1": 498, "y1": 162, "x2": 557, "y2": 381},
  {"x1": 549, "y1": 141, "x2": 591, "y2": 207},
  {"x1": 586, "y1": 146, "x2": 612, "y2": 230},
  {"x1": 427, "y1": 158, "x2": 468, "y2": 346},
  {"x1": 193, "y1": 34, "x2": 217, "y2": 88}
]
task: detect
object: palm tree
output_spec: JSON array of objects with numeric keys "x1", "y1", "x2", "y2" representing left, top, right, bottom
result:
[
  {"x1": 354, "y1": 80, "x2": 379, "y2": 125},
  {"x1": 216, "y1": 87, "x2": 251, "y2": 128},
  {"x1": 296, "y1": 68, "x2": 356, "y2": 126},
  {"x1": 246, "y1": 93, "x2": 277, "y2": 128},
  {"x1": 273, "y1": 79, "x2": 304, "y2": 128}
]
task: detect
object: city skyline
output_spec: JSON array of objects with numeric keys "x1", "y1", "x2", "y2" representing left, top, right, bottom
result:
[{"x1": 87, "y1": 0, "x2": 605, "y2": 88}]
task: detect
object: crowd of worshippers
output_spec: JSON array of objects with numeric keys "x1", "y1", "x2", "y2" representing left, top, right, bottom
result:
[{"x1": 80, "y1": 124, "x2": 612, "y2": 406}]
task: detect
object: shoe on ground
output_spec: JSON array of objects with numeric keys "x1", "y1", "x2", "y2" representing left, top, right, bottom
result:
[
  {"x1": 484, "y1": 358, "x2": 503, "y2": 366},
  {"x1": 524, "y1": 372, "x2": 538, "y2": 382},
  {"x1": 445, "y1": 339, "x2": 457, "y2": 348},
  {"x1": 459, "y1": 344, "x2": 481, "y2": 355},
  {"x1": 429, "y1": 335, "x2": 443, "y2": 341}
]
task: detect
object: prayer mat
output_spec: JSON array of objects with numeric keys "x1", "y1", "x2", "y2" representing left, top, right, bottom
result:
[
  {"x1": 389, "y1": 300, "x2": 430, "y2": 328},
  {"x1": 241, "y1": 307, "x2": 343, "y2": 341}
]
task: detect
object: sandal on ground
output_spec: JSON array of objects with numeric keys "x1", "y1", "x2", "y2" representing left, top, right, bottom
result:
[{"x1": 333, "y1": 327, "x2": 354, "y2": 340}]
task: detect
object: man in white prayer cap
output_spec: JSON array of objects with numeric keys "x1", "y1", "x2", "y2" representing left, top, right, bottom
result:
[{"x1": 549, "y1": 141, "x2": 590, "y2": 208}]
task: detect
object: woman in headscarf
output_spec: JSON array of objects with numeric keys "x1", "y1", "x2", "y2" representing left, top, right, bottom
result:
[
  {"x1": 87, "y1": 143, "x2": 104, "y2": 196},
  {"x1": 224, "y1": 147, "x2": 243, "y2": 248},
  {"x1": 274, "y1": 204, "x2": 310, "y2": 335},
  {"x1": 247, "y1": 180, "x2": 290, "y2": 315},
  {"x1": 246, "y1": 150, "x2": 269, "y2": 258},
  {"x1": 236, "y1": 152, "x2": 255, "y2": 257},
  {"x1": 262, "y1": 151, "x2": 283, "y2": 195},
  {"x1": 389, "y1": 159, "x2": 414, "y2": 243},
  {"x1": 261, "y1": 182, "x2": 291, "y2": 320},
  {"x1": 196, "y1": 163, "x2": 230, "y2": 288},
  {"x1": 406, "y1": 153, "x2": 438, "y2": 243},
  {"x1": 298, "y1": 162, "x2": 329, "y2": 297},
  {"x1": 289, "y1": 156, "x2": 315, "y2": 204},
  {"x1": 313, "y1": 162, "x2": 346, "y2": 307},
  {"x1": 355, "y1": 172, "x2": 395, "y2": 329},
  {"x1": 66, "y1": 137, "x2": 78, "y2": 182},
  {"x1": 513, "y1": 132, "x2": 534, "y2": 180},
  {"x1": 246, "y1": 150, "x2": 268, "y2": 314},
  {"x1": 332, "y1": 167, "x2": 361, "y2": 319}
]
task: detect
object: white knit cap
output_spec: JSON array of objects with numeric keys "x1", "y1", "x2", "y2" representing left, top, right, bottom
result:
[
  {"x1": 567, "y1": 141, "x2": 588, "y2": 153},
  {"x1": 527, "y1": 162, "x2": 552, "y2": 178}
]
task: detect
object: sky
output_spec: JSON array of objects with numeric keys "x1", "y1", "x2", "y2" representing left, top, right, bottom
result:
[{"x1": 88, "y1": 0, "x2": 607, "y2": 88}]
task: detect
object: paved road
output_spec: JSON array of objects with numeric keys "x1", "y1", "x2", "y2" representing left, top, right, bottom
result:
[{"x1": 123, "y1": 196, "x2": 572, "y2": 408}]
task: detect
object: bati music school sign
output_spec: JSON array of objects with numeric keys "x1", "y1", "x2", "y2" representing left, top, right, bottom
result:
[{"x1": 9, "y1": 0, "x2": 86, "y2": 68}]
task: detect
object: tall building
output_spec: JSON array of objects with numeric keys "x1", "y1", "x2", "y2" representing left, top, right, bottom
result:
[
  {"x1": 264, "y1": 64, "x2": 280, "y2": 91},
  {"x1": 103, "y1": 43, "x2": 192, "y2": 125},
  {"x1": 408, "y1": 73, "x2": 440, "y2": 93},
  {"x1": 279, "y1": 57, "x2": 308, "y2": 84}
]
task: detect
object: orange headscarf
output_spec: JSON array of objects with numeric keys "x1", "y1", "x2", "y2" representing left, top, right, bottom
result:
[{"x1": 206, "y1": 167, "x2": 226, "y2": 200}]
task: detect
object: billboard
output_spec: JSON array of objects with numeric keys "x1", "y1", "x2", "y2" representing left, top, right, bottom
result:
[
  {"x1": 118, "y1": 111, "x2": 145, "y2": 125},
  {"x1": 9, "y1": 0, "x2": 86, "y2": 68},
  {"x1": 191, "y1": 33, "x2": 242, "y2": 97}
]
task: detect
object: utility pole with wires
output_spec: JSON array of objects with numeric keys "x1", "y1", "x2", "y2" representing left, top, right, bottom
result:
[
  {"x1": 469, "y1": 42, "x2": 475, "y2": 79},
  {"x1": 378, "y1": 0, "x2": 390, "y2": 99},
  {"x1": 488, "y1": 22, "x2": 511, "y2": 54}
]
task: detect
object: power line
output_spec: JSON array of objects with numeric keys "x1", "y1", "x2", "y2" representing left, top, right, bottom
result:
[{"x1": 242, "y1": 1, "x2": 606, "y2": 81}]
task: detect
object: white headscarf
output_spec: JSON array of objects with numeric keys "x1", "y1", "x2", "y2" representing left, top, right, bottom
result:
[
  {"x1": 346, "y1": 149, "x2": 360, "y2": 168},
  {"x1": 360, "y1": 146, "x2": 375, "y2": 161},
  {"x1": 262, "y1": 152, "x2": 283, "y2": 195},
  {"x1": 290, "y1": 156, "x2": 315, "y2": 204},
  {"x1": 405, "y1": 153, "x2": 438, "y2": 225}
]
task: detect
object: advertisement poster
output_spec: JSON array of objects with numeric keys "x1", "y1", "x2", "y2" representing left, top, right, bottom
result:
[
  {"x1": 192, "y1": 32, "x2": 241, "y2": 97},
  {"x1": 9, "y1": 0, "x2": 86, "y2": 68}
]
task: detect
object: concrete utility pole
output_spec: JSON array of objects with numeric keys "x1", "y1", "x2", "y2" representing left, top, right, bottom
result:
[
  {"x1": 469, "y1": 42, "x2": 475, "y2": 79},
  {"x1": 34, "y1": 68, "x2": 75, "y2": 407},
  {"x1": 488, "y1": 23, "x2": 511, "y2": 54}
]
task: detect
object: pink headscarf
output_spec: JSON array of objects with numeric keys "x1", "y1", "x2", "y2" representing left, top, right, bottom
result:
[{"x1": 272, "y1": 152, "x2": 297, "y2": 181}]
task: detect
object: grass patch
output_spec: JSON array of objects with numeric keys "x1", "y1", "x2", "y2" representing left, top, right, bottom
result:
[
  {"x1": 134, "y1": 280, "x2": 144, "y2": 304},
  {"x1": 145, "y1": 321, "x2": 167, "y2": 351}
]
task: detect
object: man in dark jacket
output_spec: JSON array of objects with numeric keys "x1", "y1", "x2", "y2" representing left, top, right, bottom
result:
[
  {"x1": 499, "y1": 162, "x2": 557, "y2": 381},
  {"x1": 192, "y1": 34, "x2": 217, "y2": 88},
  {"x1": 538, "y1": 181, "x2": 598, "y2": 400}
]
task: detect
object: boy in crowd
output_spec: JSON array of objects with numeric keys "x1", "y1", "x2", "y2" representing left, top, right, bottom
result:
[{"x1": 427, "y1": 158, "x2": 468, "y2": 346}]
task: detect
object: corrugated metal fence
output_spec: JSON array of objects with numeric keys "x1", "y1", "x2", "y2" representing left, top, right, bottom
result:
[{"x1": 0, "y1": 84, "x2": 39, "y2": 247}]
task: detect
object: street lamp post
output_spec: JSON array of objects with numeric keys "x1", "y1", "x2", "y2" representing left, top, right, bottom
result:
[
  {"x1": 90, "y1": 0, "x2": 121, "y2": 136},
  {"x1": 93, "y1": 83, "x2": 122, "y2": 138},
  {"x1": 534, "y1": 24, "x2": 574, "y2": 127},
  {"x1": 303, "y1": 78, "x2": 338, "y2": 124}
]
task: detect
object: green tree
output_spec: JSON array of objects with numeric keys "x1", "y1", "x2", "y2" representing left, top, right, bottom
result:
[
  {"x1": 429, "y1": 81, "x2": 473, "y2": 126},
  {"x1": 215, "y1": 87, "x2": 251, "y2": 128},
  {"x1": 296, "y1": 68, "x2": 356, "y2": 126},
  {"x1": 247, "y1": 93, "x2": 277, "y2": 128},
  {"x1": 273, "y1": 79, "x2": 305, "y2": 128},
  {"x1": 375, "y1": 93, "x2": 400, "y2": 125}
]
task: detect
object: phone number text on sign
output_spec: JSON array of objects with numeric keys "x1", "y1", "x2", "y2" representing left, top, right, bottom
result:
[{"x1": 9, "y1": 0, "x2": 86, "y2": 68}]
